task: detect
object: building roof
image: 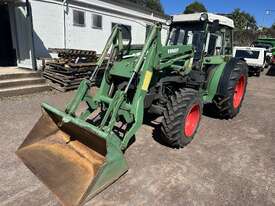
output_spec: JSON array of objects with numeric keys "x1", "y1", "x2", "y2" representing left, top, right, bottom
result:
[
  {"x1": 74, "y1": 0, "x2": 169, "y2": 23},
  {"x1": 173, "y1": 13, "x2": 234, "y2": 28},
  {"x1": 101, "y1": 0, "x2": 169, "y2": 19}
]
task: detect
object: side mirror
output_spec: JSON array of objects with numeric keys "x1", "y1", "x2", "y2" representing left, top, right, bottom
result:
[{"x1": 211, "y1": 20, "x2": 220, "y2": 33}]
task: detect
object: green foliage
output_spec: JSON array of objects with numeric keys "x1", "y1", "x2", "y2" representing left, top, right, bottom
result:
[
  {"x1": 230, "y1": 8, "x2": 257, "y2": 31},
  {"x1": 146, "y1": 0, "x2": 164, "y2": 14},
  {"x1": 126, "y1": 0, "x2": 164, "y2": 14},
  {"x1": 183, "y1": 1, "x2": 207, "y2": 14},
  {"x1": 271, "y1": 23, "x2": 275, "y2": 30}
]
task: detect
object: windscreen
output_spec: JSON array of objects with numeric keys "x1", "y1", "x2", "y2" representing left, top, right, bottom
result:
[
  {"x1": 235, "y1": 50, "x2": 260, "y2": 59},
  {"x1": 167, "y1": 22, "x2": 205, "y2": 60}
]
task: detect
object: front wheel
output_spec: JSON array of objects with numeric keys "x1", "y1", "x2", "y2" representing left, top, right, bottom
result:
[{"x1": 161, "y1": 89, "x2": 202, "y2": 148}]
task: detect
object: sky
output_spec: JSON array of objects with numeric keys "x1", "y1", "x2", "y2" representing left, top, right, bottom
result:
[{"x1": 160, "y1": 0, "x2": 275, "y2": 27}]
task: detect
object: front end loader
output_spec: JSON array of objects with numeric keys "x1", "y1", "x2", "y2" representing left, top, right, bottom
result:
[{"x1": 16, "y1": 13, "x2": 248, "y2": 206}]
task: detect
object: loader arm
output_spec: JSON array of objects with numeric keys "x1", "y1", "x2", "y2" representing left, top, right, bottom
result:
[
  {"x1": 16, "y1": 24, "x2": 162, "y2": 206},
  {"x1": 65, "y1": 24, "x2": 162, "y2": 149}
]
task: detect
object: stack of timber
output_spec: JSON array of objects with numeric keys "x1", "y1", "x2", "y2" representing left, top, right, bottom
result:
[{"x1": 42, "y1": 48, "x2": 99, "y2": 92}]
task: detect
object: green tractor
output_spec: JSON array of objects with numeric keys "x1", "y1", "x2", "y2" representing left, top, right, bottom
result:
[
  {"x1": 252, "y1": 37, "x2": 275, "y2": 66},
  {"x1": 16, "y1": 13, "x2": 248, "y2": 206}
]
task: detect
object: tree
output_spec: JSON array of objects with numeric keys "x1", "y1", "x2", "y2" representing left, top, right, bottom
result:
[
  {"x1": 183, "y1": 1, "x2": 207, "y2": 14},
  {"x1": 230, "y1": 8, "x2": 257, "y2": 30},
  {"x1": 125, "y1": 0, "x2": 164, "y2": 14},
  {"x1": 244, "y1": 12, "x2": 257, "y2": 30},
  {"x1": 271, "y1": 23, "x2": 275, "y2": 30},
  {"x1": 146, "y1": 0, "x2": 164, "y2": 14}
]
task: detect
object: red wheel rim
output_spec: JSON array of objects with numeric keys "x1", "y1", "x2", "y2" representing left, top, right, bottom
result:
[
  {"x1": 233, "y1": 75, "x2": 245, "y2": 109},
  {"x1": 184, "y1": 104, "x2": 200, "y2": 137}
]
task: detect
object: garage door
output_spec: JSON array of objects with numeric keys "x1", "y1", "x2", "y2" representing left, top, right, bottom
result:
[{"x1": 14, "y1": 4, "x2": 35, "y2": 69}]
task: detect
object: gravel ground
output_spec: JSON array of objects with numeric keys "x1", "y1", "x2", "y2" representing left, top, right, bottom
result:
[{"x1": 0, "y1": 69, "x2": 275, "y2": 206}]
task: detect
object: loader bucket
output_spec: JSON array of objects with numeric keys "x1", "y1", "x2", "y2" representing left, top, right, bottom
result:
[{"x1": 16, "y1": 104, "x2": 128, "y2": 206}]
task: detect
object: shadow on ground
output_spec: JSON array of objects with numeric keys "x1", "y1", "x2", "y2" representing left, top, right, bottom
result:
[
  {"x1": 266, "y1": 66, "x2": 275, "y2": 76},
  {"x1": 143, "y1": 113, "x2": 172, "y2": 148}
]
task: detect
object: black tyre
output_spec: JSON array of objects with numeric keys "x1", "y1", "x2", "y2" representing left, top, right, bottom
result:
[
  {"x1": 161, "y1": 88, "x2": 202, "y2": 148},
  {"x1": 214, "y1": 59, "x2": 248, "y2": 119},
  {"x1": 261, "y1": 67, "x2": 264, "y2": 72},
  {"x1": 265, "y1": 56, "x2": 271, "y2": 68}
]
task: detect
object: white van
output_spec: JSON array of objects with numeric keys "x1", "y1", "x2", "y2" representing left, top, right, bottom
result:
[{"x1": 233, "y1": 47, "x2": 266, "y2": 77}]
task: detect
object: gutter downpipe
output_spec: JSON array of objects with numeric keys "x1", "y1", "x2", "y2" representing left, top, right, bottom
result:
[
  {"x1": 26, "y1": 0, "x2": 37, "y2": 70},
  {"x1": 63, "y1": 0, "x2": 68, "y2": 48}
]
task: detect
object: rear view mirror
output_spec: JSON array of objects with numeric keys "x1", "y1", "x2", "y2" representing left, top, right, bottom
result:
[{"x1": 210, "y1": 20, "x2": 220, "y2": 33}]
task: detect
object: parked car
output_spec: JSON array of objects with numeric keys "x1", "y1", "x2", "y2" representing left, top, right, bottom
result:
[
  {"x1": 271, "y1": 48, "x2": 275, "y2": 65},
  {"x1": 251, "y1": 38, "x2": 275, "y2": 66},
  {"x1": 233, "y1": 47, "x2": 266, "y2": 77}
]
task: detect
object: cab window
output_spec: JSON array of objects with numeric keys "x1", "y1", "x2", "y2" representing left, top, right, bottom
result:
[
  {"x1": 224, "y1": 28, "x2": 232, "y2": 55},
  {"x1": 167, "y1": 22, "x2": 205, "y2": 60},
  {"x1": 205, "y1": 32, "x2": 223, "y2": 56}
]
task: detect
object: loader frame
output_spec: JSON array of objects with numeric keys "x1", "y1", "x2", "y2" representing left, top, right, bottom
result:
[
  {"x1": 61, "y1": 23, "x2": 195, "y2": 150},
  {"x1": 17, "y1": 15, "x2": 246, "y2": 206}
]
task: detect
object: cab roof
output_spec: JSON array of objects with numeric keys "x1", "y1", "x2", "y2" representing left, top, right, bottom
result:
[{"x1": 172, "y1": 13, "x2": 234, "y2": 29}]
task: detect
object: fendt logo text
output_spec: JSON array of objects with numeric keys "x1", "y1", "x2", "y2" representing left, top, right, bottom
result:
[{"x1": 168, "y1": 48, "x2": 179, "y2": 54}]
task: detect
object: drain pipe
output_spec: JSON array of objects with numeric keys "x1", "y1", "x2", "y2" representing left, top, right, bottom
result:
[
  {"x1": 63, "y1": 0, "x2": 68, "y2": 48},
  {"x1": 26, "y1": 0, "x2": 37, "y2": 70}
]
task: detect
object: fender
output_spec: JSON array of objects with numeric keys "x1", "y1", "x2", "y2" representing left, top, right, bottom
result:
[
  {"x1": 203, "y1": 56, "x2": 238, "y2": 103},
  {"x1": 203, "y1": 62, "x2": 226, "y2": 103},
  {"x1": 203, "y1": 57, "x2": 246, "y2": 102}
]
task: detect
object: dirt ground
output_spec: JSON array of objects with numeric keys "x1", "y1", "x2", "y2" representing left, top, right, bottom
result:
[{"x1": 1, "y1": 68, "x2": 275, "y2": 206}]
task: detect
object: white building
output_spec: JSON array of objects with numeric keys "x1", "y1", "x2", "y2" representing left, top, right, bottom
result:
[{"x1": 0, "y1": 0, "x2": 168, "y2": 69}]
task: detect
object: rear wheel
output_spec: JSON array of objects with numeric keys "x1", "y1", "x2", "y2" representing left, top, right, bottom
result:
[
  {"x1": 265, "y1": 56, "x2": 271, "y2": 68},
  {"x1": 161, "y1": 89, "x2": 202, "y2": 148},
  {"x1": 214, "y1": 60, "x2": 248, "y2": 119}
]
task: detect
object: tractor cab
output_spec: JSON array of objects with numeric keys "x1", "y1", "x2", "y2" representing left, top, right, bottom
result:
[{"x1": 167, "y1": 13, "x2": 234, "y2": 63}]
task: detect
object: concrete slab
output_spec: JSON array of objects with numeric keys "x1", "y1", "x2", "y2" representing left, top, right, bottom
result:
[
  {"x1": 0, "y1": 69, "x2": 275, "y2": 206},
  {"x1": 0, "y1": 77, "x2": 46, "y2": 88},
  {"x1": 0, "y1": 67, "x2": 33, "y2": 75},
  {"x1": 0, "y1": 84, "x2": 51, "y2": 97}
]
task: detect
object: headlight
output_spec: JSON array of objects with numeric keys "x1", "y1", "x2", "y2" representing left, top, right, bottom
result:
[
  {"x1": 200, "y1": 13, "x2": 208, "y2": 21},
  {"x1": 166, "y1": 19, "x2": 172, "y2": 26}
]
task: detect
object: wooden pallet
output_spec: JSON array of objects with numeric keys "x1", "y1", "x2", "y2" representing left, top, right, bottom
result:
[
  {"x1": 48, "y1": 81, "x2": 80, "y2": 92},
  {"x1": 42, "y1": 48, "x2": 108, "y2": 92}
]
